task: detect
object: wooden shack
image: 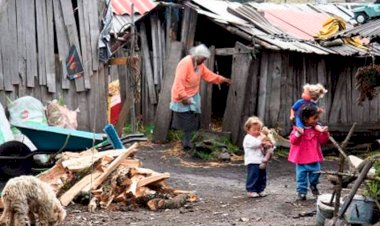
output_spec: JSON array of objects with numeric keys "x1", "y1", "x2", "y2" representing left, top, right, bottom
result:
[
  {"x1": 109, "y1": 0, "x2": 380, "y2": 146},
  {"x1": 0, "y1": 0, "x2": 107, "y2": 131}
]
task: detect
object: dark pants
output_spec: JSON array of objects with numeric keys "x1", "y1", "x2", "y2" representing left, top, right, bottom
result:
[
  {"x1": 171, "y1": 111, "x2": 200, "y2": 147},
  {"x1": 246, "y1": 164, "x2": 267, "y2": 193}
]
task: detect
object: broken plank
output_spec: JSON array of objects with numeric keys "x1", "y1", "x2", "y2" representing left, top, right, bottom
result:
[
  {"x1": 36, "y1": 0, "x2": 47, "y2": 86},
  {"x1": 60, "y1": 0, "x2": 85, "y2": 92},
  {"x1": 89, "y1": 143, "x2": 139, "y2": 191},
  {"x1": 46, "y1": 0, "x2": 56, "y2": 92},
  {"x1": 59, "y1": 170, "x2": 103, "y2": 206},
  {"x1": 119, "y1": 159, "x2": 142, "y2": 168},
  {"x1": 25, "y1": 0, "x2": 37, "y2": 88},
  {"x1": 78, "y1": 0, "x2": 91, "y2": 89},
  {"x1": 140, "y1": 22, "x2": 157, "y2": 104},
  {"x1": 53, "y1": 0, "x2": 70, "y2": 89},
  {"x1": 37, "y1": 163, "x2": 71, "y2": 193},
  {"x1": 89, "y1": 0, "x2": 99, "y2": 71},
  {"x1": 61, "y1": 149, "x2": 129, "y2": 170},
  {"x1": 7, "y1": 0, "x2": 17, "y2": 87},
  {"x1": 137, "y1": 172, "x2": 170, "y2": 188}
]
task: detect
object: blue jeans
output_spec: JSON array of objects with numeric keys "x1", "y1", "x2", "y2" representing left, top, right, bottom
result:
[
  {"x1": 246, "y1": 164, "x2": 267, "y2": 193},
  {"x1": 296, "y1": 162, "x2": 320, "y2": 194}
]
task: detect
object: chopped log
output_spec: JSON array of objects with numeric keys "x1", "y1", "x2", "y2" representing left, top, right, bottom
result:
[
  {"x1": 135, "y1": 167, "x2": 157, "y2": 176},
  {"x1": 37, "y1": 163, "x2": 72, "y2": 193},
  {"x1": 147, "y1": 194, "x2": 188, "y2": 211},
  {"x1": 90, "y1": 143, "x2": 138, "y2": 191},
  {"x1": 100, "y1": 191, "x2": 115, "y2": 209},
  {"x1": 59, "y1": 170, "x2": 103, "y2": 206},
  {"x1": 137, "y1": 173, "x2": 170, "y2": 188},
  {"x1": 111, "y1": 167, "x2": 132, "y2": 195},
  {"x1": 119, "y1": 159, "x2": 142, "y2": 168},
  {"x1": 61, "y1": 149, "x2": 128, "y2": 171},
  {"x1": 57, "y1": 148, "x2": 100, "y2": 161},
  {"x1": 88, "y1": 197, "x2": 98, "y2": 212},
  {"x1": 65, "y1": 155, "x2": 114, "y2": 172},
  {"x1": 126, "y1": 175, "x2": 145, "y2": 195}
]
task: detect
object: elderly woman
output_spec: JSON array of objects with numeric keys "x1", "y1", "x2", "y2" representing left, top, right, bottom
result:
[{"x1": 170, "y1": 44, "x2": 231, "y2": 150}]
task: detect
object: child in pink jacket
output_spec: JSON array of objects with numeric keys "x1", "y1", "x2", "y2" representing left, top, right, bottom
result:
[{"x1": 288, "y1": 103, "x2": 329, "y2": 201}]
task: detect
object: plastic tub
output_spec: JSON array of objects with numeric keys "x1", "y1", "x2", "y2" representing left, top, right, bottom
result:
[
  {"x1": 316, "y1": 193, "x2": 342, "y2": 226},
  {"x1": 345, "y1": 195, "x2": 374, "y2": 224}
]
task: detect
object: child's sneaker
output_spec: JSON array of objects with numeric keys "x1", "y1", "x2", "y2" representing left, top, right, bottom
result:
[
  {"x1": 247, "y1": 192, "x2": 260, "y2": 198},
  {"x1": 297, "y1": 193, "x2": 306, "y2": 201},
  {"x1": 259, "y1": 191, "x2": 267, "y2": 197},
  {"x1": 310, "y1": 185, "x2": 320, "y2": 196}
]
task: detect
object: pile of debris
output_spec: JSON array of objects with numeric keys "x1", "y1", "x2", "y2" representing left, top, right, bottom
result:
[{"x1": 32, "y1": 143, "x2": 197, "y2": 211}]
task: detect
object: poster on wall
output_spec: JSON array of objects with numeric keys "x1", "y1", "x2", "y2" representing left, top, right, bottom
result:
[{"x1": 65, "y1": 45, "x2": 84, "y2": 80}]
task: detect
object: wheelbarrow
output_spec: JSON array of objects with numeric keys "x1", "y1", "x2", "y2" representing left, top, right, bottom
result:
[{"x1": 0, "y1": 123, "x2": 147, "y2": 178}]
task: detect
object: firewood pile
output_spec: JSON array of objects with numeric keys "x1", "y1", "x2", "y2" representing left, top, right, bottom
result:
[{"x1": 34, "y1": 143, "x2": 198, "y2": 212}]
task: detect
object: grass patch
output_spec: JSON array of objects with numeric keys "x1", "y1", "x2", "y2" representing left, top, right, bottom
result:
[
  {"x1": 274, "y1": 147, "x2": 289, "y2": 158},
  {"x1": 123, "y1": 122, "x2": 155, "y2": 139}
]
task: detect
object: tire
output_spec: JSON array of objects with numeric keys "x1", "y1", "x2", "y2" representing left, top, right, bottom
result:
[
  {"x1": 0, "y1": 141, "x2": 33, "y2": 179},
  {"x1": 355, "y1": 13, "x2": 368, "y2": 24}
]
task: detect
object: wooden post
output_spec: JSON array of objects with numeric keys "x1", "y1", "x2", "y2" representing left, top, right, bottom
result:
[
  {"x1": 200, "y1": 46, "x2": 215, "y2": 129},
  {"x1": 331, "y1": 123, "x2": 356, "y2": 223},
  {"x1": 223, "y1": 42, "x2": 254, "y2": 144},
  {"x1": 152, "y1": 42, "x2": 183, "y2": 143}
]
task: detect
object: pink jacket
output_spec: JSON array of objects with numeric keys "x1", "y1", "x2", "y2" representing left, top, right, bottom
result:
[{"x1": 288, "y1": 127, "x2": 329, "y2": 164}]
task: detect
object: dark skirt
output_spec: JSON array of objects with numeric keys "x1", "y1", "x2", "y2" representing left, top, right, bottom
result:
[{"x1": 171, "y1": 111, "x2": 200, "y2": 132}]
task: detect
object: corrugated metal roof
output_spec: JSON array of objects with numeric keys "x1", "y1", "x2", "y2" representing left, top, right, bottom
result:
[
  {"x1": 111, "y1": 0, "x2": 157, "y2": 16},
  {"x1": 110, "y1": 0, "x2": 158, "y2": 34},
  {"x1": 333, "y1": 18, "x2": 380, "y2": 39},
  {"x1": 263, "y1": 9, "x2": 329, "y2": 40},
  {"x1": 189, "y1": 0, "x2": 380, "y2": 56}
]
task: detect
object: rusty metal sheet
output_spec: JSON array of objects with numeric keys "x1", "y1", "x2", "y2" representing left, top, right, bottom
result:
[{"x1": 333, "y1": 18, "x2": 380, "y2": 39}]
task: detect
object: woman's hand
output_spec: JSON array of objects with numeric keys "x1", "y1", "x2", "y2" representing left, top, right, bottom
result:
[{"x1": 223, "y1": 78, "x2": 231, "y2": 85}]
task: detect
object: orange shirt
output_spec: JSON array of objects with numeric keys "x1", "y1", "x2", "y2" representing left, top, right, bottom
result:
[{"x1": 171, "y1": 55, "x2": 225, "y2": 102}]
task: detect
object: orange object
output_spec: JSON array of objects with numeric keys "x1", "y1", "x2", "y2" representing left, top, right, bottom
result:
[
  {"x1": 110, "y1": 95, "x2": 121, "y2": 125},
  {"x1": 171, "y1": 55, "x2": 226, "y2": 102}
]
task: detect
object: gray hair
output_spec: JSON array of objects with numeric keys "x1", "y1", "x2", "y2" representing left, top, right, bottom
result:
[{"x1": 189, "y1": 44, "x2": 210, "y2": 58}]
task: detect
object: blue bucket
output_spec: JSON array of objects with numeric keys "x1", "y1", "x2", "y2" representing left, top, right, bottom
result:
[{"x1": 345, "y1": 195, "x2": 374, "y2": 224}]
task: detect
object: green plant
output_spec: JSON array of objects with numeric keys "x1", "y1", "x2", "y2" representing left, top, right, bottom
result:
[
  {"x1": 167, "y1": 129, "x2": 183, "y2": 142},
  {"x1": 355, "y1": 64, "x2": 380, "y2": 105},
  {"x1": 274, "y1": 147, "x2": 289, "y2": 158},
  {"x1": 122, "y1": 121, "x2": 154, "y2": 139},
  {"x1": 364, "y1": 158, "x2": 380, "y2": 200},
  {"x1": 193, "y1": 150, "x2": 213, "y2": 160},
  {"x1": 217, "y1": 136, "x2": 239, "y2": 154}
]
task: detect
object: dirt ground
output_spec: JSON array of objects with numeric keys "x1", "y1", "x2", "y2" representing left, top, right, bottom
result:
[{"x1": 60, "y1": 142, "x2": 340, "y2": 226}]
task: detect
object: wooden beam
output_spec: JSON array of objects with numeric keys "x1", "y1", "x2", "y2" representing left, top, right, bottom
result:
[
  {"x1": 59, "y1": 170, "x2": 103, "y2": 206},
  {"x1": 137, "y1": 172, "x2": 170, "y2": 188},
  {"x1": 223, "y1": 42, "x2": 254, "y2": 144},
  {"x1": 153, "y1": 41, "x2": 183, "y2": 143},
  {"x1": 89, "y1": 143, "x2": 138, "y2": 191}
]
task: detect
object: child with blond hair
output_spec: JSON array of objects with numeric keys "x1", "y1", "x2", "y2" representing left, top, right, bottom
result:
[
  {"x1": 290, "y1": 83, "x2": 328, "y2": 134},
  {"x1": 243, "y1": 116, "x2": 274, "y2": 198}
]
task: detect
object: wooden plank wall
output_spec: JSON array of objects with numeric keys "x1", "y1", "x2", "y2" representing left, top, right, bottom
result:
[
  {"x1": 232, "y1": 50, "x2": 380, "y2": 143},
  {"x1": 0, "y1": 0, "x2": 106, "y2": 132}
]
